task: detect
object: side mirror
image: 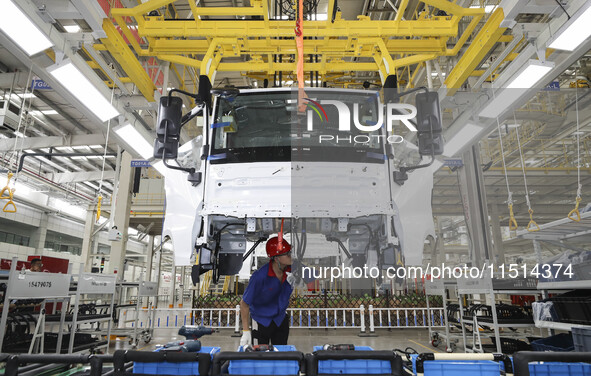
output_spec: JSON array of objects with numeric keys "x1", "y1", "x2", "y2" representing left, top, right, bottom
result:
[
  {"x1": 156, "y1": 96, "x2": 183, "y2": 142},
  {"x1": 415, "y1": 91, "x2": 444, "y2": 156},
  {"x1": 153, "y1": 139, "x2": 179, "y2": 159},
  {"x1": 382, "y1": 75, "x2": 398, "y2": 104}
]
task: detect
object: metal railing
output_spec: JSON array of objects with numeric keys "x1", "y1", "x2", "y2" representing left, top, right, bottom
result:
[
  {"x1": 287, "y1": 306, "x2": 366, "y2": 330},
  {"x1": 118, "y1": 306, "x2": 240, "y2": 331},
  {"x1": 368, "y1": 305, "x2": 445, "y2": 333},
  {"x1": 118, "y1": 304, "x2": 445, "y2": 335}
]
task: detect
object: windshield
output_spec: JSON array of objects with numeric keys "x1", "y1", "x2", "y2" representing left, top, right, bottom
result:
[{"x1": 210, "y1": 90, "x2": 386, "y2": 164}]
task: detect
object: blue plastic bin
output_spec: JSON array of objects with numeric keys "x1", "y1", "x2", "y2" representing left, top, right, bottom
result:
[
  {"x1": 531, "y1": 333, "x2": 574, "y2": 352},
  {"x1": 228, "y1": 345, "x2": 299, "y2": 375},
  {"x1": 133, "y1": 345, "x2": 220, "y2": 375},
  {"x1": 313, "y1": 346, "x2": 391, "y2": 374},
  {"x1": 409, "y1": 354, "x2": 504, "y2": 376},
  {"x1": 528, "y1": 362, "x2": 591, "y2": 376}
]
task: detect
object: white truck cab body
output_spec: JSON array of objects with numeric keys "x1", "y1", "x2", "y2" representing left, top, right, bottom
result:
[{"x1": 157, "y1": 87, "x2": 437, "y2": 283}]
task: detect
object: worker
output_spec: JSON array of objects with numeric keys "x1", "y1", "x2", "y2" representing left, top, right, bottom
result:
[
  {"x1": 240, "y1": 236, "x2": 294, "y2": 346},
  {"x1": 28, "y1": 258, "x2": 43, "y2": 272}
]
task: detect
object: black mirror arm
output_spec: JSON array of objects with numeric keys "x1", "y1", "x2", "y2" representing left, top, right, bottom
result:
[
  {"x1": 400, "y1": 154, "x2": 435, "y2": 174},
  {"x1": 168, "y1": 88, "x2": 200, "y2": 101},
  {"x1": 393, "y1": 144, "x2": 436, "y2": 186}
]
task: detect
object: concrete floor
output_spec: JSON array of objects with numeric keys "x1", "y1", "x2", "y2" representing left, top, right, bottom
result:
[{"x1": 110, "y1": 328, "x2": 441, "y2": 354}]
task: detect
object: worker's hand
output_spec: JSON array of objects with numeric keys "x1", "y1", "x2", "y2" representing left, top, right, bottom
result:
[
  {"x1": 240, "y1": 330, "x2": 252, "y2": 346},
  {"x1": 286, "y1": 271, "x2": 296, "y2": 286},
  {"x1": 286, "y1": 272, "x2": 305, "y2": 288}
]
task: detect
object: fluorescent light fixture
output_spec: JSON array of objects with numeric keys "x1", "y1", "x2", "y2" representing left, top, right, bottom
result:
[
  {"x1": 64, "y1": 25, "x2": 81, "y2": 33},
  {"x1": 51, "y1": 198, "x2": 85, "y2": 219},
  {"x1": 443, "y1": 123, "x2": 482, "y2": 157},
  {"x1": 479, "y1": 60, "x2": 554, "y2": 118},
  {"x1": 114, "y1": 123, "x2": 153, "y2": 159},
  {"x1": 83, "y1": 181, "x2": 99, "y2": 190},
  {"x1": 47, "y1": 60, "x2": 119, "y2": 122},
  {"x1": 30, "y1": 110, "x2": 57, "y2": 116},
  {"x1": 0, "y1": 0, "x2": 53, "y2": 56},
  {"x1": 506, "y1": 60, "x2": 554, "y2": 89},
  {"x1": 15, "y1": 93, "x2": 36, "y2": 99},
  {"x1": 548, "y1": 3, "x2": 591, "y2": 51}
]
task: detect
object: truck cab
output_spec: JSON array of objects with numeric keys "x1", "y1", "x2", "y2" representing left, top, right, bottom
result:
[{"x1": 155, "y1": 84, "x2": 442, "y2": 285}]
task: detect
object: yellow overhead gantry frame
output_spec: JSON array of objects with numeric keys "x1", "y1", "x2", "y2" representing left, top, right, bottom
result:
[{"x1": 94, "y1": 0, "x2": 510, "y2": 98}]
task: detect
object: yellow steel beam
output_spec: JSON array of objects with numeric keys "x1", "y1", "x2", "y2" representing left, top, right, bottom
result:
[
  {"x1": 149, "y1": 38, "x2": 447, "y2": 54},
  {"x1": 326, "y1": 0, "x2": 336, "y2": 25},
  {"x1": 374, "y1": 39, "x2": 397, "y2": 79},
  {"x1": 139, "y1": 18, "x2": 460, "y2": 38},
  {"x1": 395, "y1": 0, "x2": 409, "y2": 21},
  {"x1": 101, "y1": 19, "x2": 156, "y2": 102},
  {"x1": 159, "y1": 55, "x2": 201, "y2": 69},
  {"x1": 200, "y1": 39, "x2": 219, "y2": 80},
  {"x1": 216, "y1": 62, "x2": 380, "y2": 73},
  {"x1": 444, "y1": 7, "x2": 506, "y2": 95},
  {"x1": 112, "y1": 15, "x2": 146, "y2": 56},
  {"x1": 445, "y1": 14, "x2": 483, "y2": 55}
]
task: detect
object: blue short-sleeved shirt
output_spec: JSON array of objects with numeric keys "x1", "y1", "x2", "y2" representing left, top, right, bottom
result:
[{"x1": 242, "y1": 262, "x2": 293, "y2": 327}]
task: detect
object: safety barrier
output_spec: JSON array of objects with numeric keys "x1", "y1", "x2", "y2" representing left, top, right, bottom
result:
[
  {"x1": 118, "y1": 306, "x2": 240, "y2": 332},
  {"x1": 287, "y1": 305, "x2": 366, "y2": 331},
  {"x1": 368, "y1": 305, "x2": 445, "y2": 333},
  {"x1": 118, "y1": 304, "x2": 444, "y2": 335}
]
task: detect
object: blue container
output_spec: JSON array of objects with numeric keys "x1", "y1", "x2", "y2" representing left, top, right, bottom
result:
[
  {"x1": 531, "y1": 333, "x2": 574, "y2": 352},
  {"x1": 313, "y1": 346, "x2": 391, "y2": 374},
  {"x1": 528, "y1": 362, "x2": 591, "y2": 376},
  {"x1": 409, "y1": 354, "x2": 504, "y2": 376},
  {"x1": 133, "y1": 345, "x2": 220, "y2": 375},
  {"x1": 228, "y1": 345, "x2": 299, "y2": 375}
]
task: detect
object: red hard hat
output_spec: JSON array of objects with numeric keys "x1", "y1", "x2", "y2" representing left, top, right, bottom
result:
[{"x1": 266, "y1": 236, "x2": 291, "y2": 258}]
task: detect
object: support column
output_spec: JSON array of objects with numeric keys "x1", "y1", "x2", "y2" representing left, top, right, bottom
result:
[
  {"x1": 179, "y1": 266, "x2": 186, "y2": 308},
  {"x1": 170, "y1": 265, "x2": 177, "y2": 308},
  {"x1": 146, "y1": 236, "x2": 155, "y2": 282},
  {"x1": 80, "y1": 209, "x2": 95, "y2": 273},
  {"x1": 432, "y1": 217, "x2": 443, "y2": 266},
  {"x1": 458, "y1": 144, "x2": 494, "y2": 266},
  {"x1": 108, "y1": 151, "x2": 134, "y2": 279},
  {"x1": 155, "y1": 238, "x2": 163, "y2": 307},
  {"x1": 31, "y1": 212, "x2": 49, "y2": 254},
  {"x1": 489, "y1": 204, "x2": 506, "y2": 265}
]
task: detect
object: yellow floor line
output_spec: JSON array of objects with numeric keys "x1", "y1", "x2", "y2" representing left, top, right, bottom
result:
[
  {"x1": 409, "y1": 339, "x2": 441, "y2": 353},
  {"x1": 137, "y1": 343, "x2": 152, "y2": 351}
]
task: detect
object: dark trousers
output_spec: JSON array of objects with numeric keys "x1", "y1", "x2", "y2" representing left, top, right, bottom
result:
[{"x1": 255, "y1": 315, "x2": 290, "y2": 345}]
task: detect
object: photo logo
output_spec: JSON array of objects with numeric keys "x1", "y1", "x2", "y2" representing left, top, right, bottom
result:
[
  {"x1": 305, "y1": 98, "x2": 417, "y2": 133},
  {"x1": 303, "y1": 98, "x2": 328, "y2": 123}
]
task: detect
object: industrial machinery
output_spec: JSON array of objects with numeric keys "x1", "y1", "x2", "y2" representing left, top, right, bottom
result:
[{"x1": 154, "y1": 75, "x2": 443, "y2": 285}]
